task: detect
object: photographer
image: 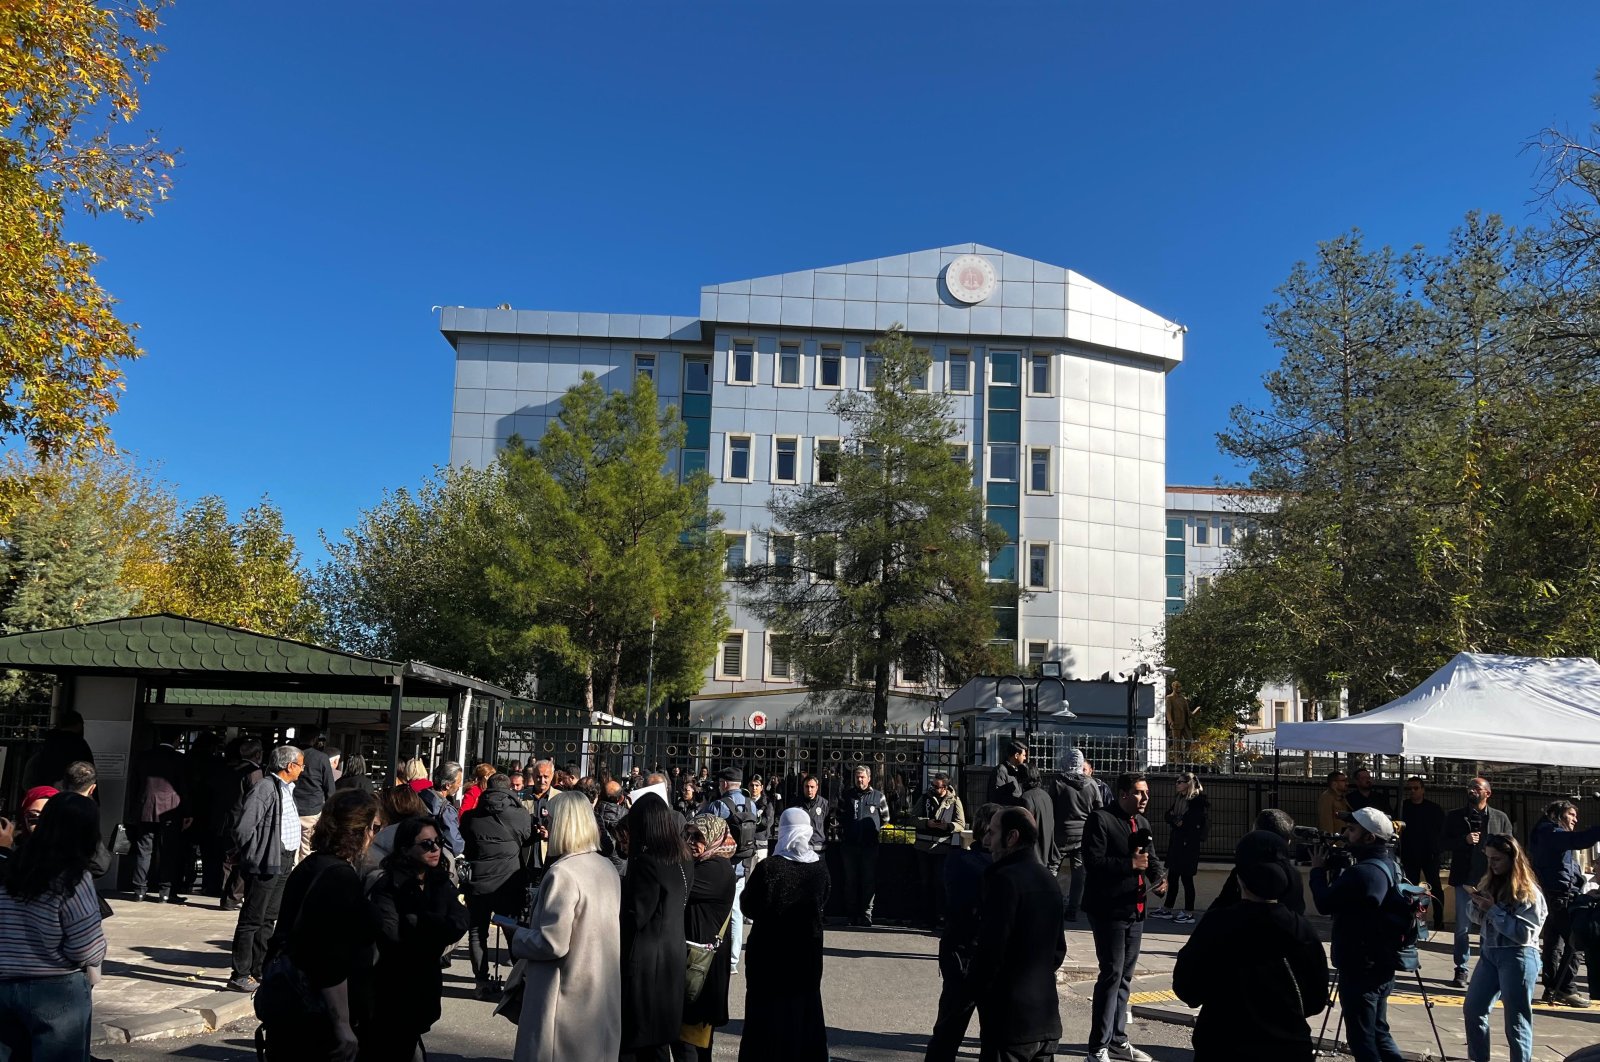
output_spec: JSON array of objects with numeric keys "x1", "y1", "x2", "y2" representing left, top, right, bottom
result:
[{"x1": 1308, "y1": 807, "x2": 1406, "y2": 1062}]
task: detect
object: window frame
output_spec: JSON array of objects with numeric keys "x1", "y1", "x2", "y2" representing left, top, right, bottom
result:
[
  {"x1": 814, "y1": 436, "x2": 842, "y2": 485},
  {"x1": 989, "y1": 349, "x2": 1022, "y2": 386},
  {"x1": 764, "y1": 632, "x2": 795, "y2": 683},
  {"x1": 775, "y1": 342, "x2": 803, "y2": 388},
  {"x1": 1027, "y1": 351, "x2": 1053, "y2": 396},
  {"x1": 1025, "y1": 540, "x2": 1051, "y2": 591},
  {"x1": 1220, "y1": 521, "x2": 1235, "y2": 547},
  {"x1": 634, "y1": 352, "x2": 656, "y2": 383},
  {"x1": 725, "y1": 434, "x2": 754, "y2": 483},
  {"x1": 861, "y1": 351, "x2": 882, "y2": 390},
  {"x1": 908, "y1": 348, "x2": 930, "y2": 393},
  {"x1": 1026, "y1": 446, "x2": 1052, "y2": 495},
  {"x1": 723, "y1": 530, "x2": 750, "y2": 575},
  {"x1": 772, "y1": 435, "x2": 800, "y2": 485},
  {"x1": 947, "y1": 350, "x2": 974, "y2": 394},
  {"x1": 987, "y1": 443, "x2": 1019, "y2": 483},
  {"x1": 949, "y1": 442, "x2": 971, "y2": 465},
  {"x1": 684, "y1": 356, "x2": 712, "y2": 395},
  {"x1": 716, "y1": 630, "x2": 747, "y2": 681},
  {"x1": 817, "y1": 346, "x2": 843, "y2": 390},
  {"x1": 1194, "y1": 520, "x2": 1210, "y2": 546},
  {"x1": 770, "y1": 533, "x2": 796, "y2": 571},
  {"x1": 729, "y1": 339, "x2": 757, "y2": 386},
  {"x1": 1025, "y1": 640, "x2": 1050, "y2": 673}
]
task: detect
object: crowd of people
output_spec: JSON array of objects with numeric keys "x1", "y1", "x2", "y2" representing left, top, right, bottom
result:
[{"x1": 4, "y1": 713, "x2": 1600, "y2": 1062}]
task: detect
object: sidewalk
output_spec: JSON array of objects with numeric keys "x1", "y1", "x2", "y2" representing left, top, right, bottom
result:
[
  {"x1": 93, "y1": 896, "x2": 259, "y2": 1046},
  {"x1": 1081, "y1": 911, "x2": 1600, "y2": 1061}
]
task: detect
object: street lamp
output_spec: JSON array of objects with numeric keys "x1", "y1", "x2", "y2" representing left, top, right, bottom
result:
[{"x1": 985, "y1": 673, "x2": 1076, "y2": 736}]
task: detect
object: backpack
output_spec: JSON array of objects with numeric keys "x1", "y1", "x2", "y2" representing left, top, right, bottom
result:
[
  {"x1": 723, "y1": 792, "x2": 760, "y2": 862},
  {"x1": 1377, "y1": 859, "x2": 1430, "y2": 971}
]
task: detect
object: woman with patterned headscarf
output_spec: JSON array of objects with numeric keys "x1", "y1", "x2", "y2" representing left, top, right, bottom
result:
[
  {"x1": 676, "y1": 815, "x2": 736, "y2": 1062},
  {"x1": 738, "y1": 808, "x2": 830, "y2": 1061}
]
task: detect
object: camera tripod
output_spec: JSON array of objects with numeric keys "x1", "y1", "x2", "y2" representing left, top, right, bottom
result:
[{"x1": 1315, "y1": 964, "x2": 1447, "y2": 1060}]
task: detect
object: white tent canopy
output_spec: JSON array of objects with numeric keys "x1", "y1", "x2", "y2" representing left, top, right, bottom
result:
[{"x1": 1273, "y1": 653, "x2": 1600, "y2": 769}]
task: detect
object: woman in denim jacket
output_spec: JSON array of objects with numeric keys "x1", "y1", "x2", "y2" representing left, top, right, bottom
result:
[{"x1": 1464, "y1": 833, "x2": 1548, "y2": 1062}]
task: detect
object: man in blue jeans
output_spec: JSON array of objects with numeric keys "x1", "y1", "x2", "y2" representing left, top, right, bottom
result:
[{"x1": 1310, "y1": 807, "x2": 1406, "y2": 1062}]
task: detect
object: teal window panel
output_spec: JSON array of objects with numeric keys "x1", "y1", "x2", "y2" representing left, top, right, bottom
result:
[
  {"x1": 992, "y1": 604, "x2": 1019, "y2": 639},
  {"x1": 990, "y1": 350, "x2": 1020, "y2": 385},
  {"x1": 682, "y1": 450, "x2": 708, "y2": 479},
  {"x1": 1166, "y1": 599, "x2": 1185, "y2": 615},
  {"x1": 1167, "y1": 517, "x2": 1185, "y2": 539},
  {"x1": 987, "y1": 506, "x2": 1019, "y2": 540},
  {"x1": 1166, "y1": 576, "x2": 1185, "y2": 598},
  {"x1": 1165, "y1": 539, "x2": 1185, "y2": 556},
  {"x1": 988, "y1": 409, "x2": 1021, "y2": 442},
  {"x1": 988, "y1": 385, "x2": 1021, "y2": 411},
  {"x1": 985, "y1": 481, "x2": 1019, "y2": 506},
  {"x1": 685, "y1": 418, "x2": 710, "y2": 450},
  {"x1": 683, "y1": 393, "x2": 712, "y2": 419},
  {"x1": 1165, "y1": 554, "x2": 1185, "y2": 576},
  {"x1": 990, "y1": 544, "x2": 1017, "y2": 581}
]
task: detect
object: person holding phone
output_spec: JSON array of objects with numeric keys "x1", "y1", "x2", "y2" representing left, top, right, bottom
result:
[{"x1": 1463, "y1": 834, "x2": 1546, "y2": 1062}]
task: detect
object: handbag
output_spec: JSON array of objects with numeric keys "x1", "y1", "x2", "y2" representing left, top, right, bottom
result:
[
  {"x1": 253, "y1": 862, "x2": 333, "y2": 1025},
  {"x1": 111, "y1": 824, "x2": 132, "y2": 857},
  {"x1": 684, "y1": 908, "x2": 732, "y2": 1005},
  {"x1": 494, "y1": 958, "x2": 528, "y2": 1026}
]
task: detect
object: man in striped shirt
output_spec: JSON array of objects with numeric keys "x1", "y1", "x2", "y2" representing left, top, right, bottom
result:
[{"x1": 226, "y1": 746, "x2": 303, "y2": 993}]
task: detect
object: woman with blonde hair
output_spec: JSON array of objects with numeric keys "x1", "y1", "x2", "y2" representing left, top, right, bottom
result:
[
  {"x1": 1158, "y1": 771, "x2": 1209, "y2": 923},
  {"x1": 1463, "y1": 833, "x2": 1546, "y2": 1062},
  {"x1": 502, "y1": 789, "x2": 621, "y2": 1062},
  {"x1": 396, "y1": 757, "x2": 428, "y2": 787}
]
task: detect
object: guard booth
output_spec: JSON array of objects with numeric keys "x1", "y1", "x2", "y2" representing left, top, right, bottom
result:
[{"x1": 0, "y1": 614, "x2": 509, "y2": 889}]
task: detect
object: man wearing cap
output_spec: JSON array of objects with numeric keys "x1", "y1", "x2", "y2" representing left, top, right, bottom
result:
[
  {"x1": 704, "y1": 766, "x2": 759, "y2": 971},
  {"x1": 990, "y1": 740, "x2": 1030, "y2": 808},
  {"x1": 1310, "y1": 806, "x2": 1406, "y2": 1062},
  {"x1": 1443, "y1": 776, "x2": 1512, "y2": 987}
]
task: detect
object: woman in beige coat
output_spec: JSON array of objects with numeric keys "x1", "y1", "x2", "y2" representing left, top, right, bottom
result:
[{"x1": 503, "y1": 789, "x2": 622, "y2": 1062}]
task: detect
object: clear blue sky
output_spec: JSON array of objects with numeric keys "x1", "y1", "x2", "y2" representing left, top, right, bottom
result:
[{"x1": 82, "y1": 3, "x2": 1600, "y2": 565}]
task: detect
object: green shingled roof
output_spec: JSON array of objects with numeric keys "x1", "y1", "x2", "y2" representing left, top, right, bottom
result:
[{"x1": 0, "y1": 614, "x2": 509, "y2": 698}]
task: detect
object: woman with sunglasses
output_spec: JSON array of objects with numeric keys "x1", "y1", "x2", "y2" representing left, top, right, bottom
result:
[
  {"x1": 1463, "y1": 833, "x2": 1547, "y2": 1062},
  {"x1": 363, "y1": 816, "x2": 470, "y2": 1060}
]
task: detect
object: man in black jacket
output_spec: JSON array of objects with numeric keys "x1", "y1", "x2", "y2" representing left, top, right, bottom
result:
[
  {"x1": 1048, "y1": 748, "x2": 1101, "y2": 922},
  {"x1": 836, "y1": 764, "x2": 892, "y2": 927},
  {"x1": 460, "y1": 773, "x2": 532, "y2": 999},
  {"x1": 226, "y1": 745, "x2": 303, "y2": 992},
  {"x1": 1395, "y1": 777, "x2": 1445, "y2": 932},
  {"x1": 926, "y1": 802, "x2": 997, "y2": 1062},
  {"x1": 989, "y1": 741, "x2": 1029, "y2": 807},
  {"x1": 219, "y1": 738, "x2": 264, "y2": 911},
  {"x1": 290, "y1": 726, "x2": 337, "y2": 862},
  {"x1": 969, "y1": 806, "x2": 1067, "y2": 1062},
  {"x1": 1082, "y1": 772, "x2": 1167, "y2": 1062},
  {"x1": 1443, "y1": 776, "x2": 1512, "y2": 987}
]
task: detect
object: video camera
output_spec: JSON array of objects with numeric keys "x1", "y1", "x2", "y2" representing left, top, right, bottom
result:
[{"x1": 1293, "y1": 824, "x2": 1355, "y2": 871}]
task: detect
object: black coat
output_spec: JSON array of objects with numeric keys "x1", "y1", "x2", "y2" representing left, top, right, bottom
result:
[
  {"x1": 970, "y1": 847, "x2": 1067, "y2": 1046},
  {"x1": 233, "y1": 775, "x2": 290, "y2": 877},
  {"x1": 1347, "y1": 787, "x2": 1394, "y2": 818},
  {"x1": 1214, "y1": 862, "x2": 1307, "y2": 915},
  {"x1": 1175, "y1": 900, "x2": 1329, "y2": 1062},
  {"x1": 1019, "y1": 786, "x2": 1059, "y2": 869},
  {"x1": 22, "y1": 729, "x2": 93, "y2": 790},
  {"x1": 682, "y1": 856, "x2": 736, "y2": 1028},
  {"x1": 460, "y1": 788, "x2": 532, "y2": 896},
  {"x1": 1396, "y1": 798, "x2": 1445, "y2": 862},
  {"x1": 739, "y1": 855, "x2": 829, "y2": 1062},
  {"x1": 1164, "y1": 793, "x2": 1210, "y2": 876},
  {"x1": 223, "y1": 760, "x2": 265, "y2": 841},
  {"x1": 367, "y1": 866, "x2": 471, "y2": 1034},
  {"x1": 1443, "y1": 804, "x2": 1513, "y2": 887},
  {"x1": 989, "y1": 761, "x2": 1028, "y2": 807},
  {"x1": 1082, "y1": 806, "x2": 1166, "y2": 921},
  {"x1": 1047, "y1": 773, "x2": 1100, "y2": 853},
  {"x1": 595, "y1": 798, "x2": 628, "y2": 873},
  {"x1": 291, "y1": 745, "x2": 336, "y2": 817},
  {"x1": 621, "y1": 854, "x2": 689, "y2": 1049}
]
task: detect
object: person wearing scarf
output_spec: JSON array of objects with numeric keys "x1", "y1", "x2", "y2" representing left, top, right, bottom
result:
[{"x1": 738, "y1": 809, "x2": 829, "y2": 1062}]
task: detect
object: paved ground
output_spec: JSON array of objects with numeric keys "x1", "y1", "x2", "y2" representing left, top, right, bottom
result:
[{"x1": 89, "y1": 892, "x2": 1600, "y2": 1060}]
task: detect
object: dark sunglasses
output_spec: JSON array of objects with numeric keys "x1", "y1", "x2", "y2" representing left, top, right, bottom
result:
[{"x1": 414, "y1": 838, "x2": 442, "y2": 852}]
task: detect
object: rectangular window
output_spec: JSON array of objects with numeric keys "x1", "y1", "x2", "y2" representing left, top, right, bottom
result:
[
  {"x1": 766, "y1": 634, "x2": 793, "y2": 681},
  {"x1": 726, "y1": 435, "x2": 753, "y2": 482},
  {"x1": 724, "y1": 532, "x2": 748, "y2": 573},
  {"x1": 1194, "y1": 521, "x2": 1210, "y2": 546},
  {"x1": 988, "y1": 444, "x2": 1018, "y2": 482},
  {"x1": 717, "y1": 632, "x2": 746, "y2": 680},
  {"x1": 777, "y1": 343, "x2": 801, "y2": 387},
  {"x1": 815, "y1": 438, "x2": 841, "y2": 484},
  {"x1": 1274, "y1": 700, "x2": 1290, "y2": 724},
  {"x1": 1026, "y1": 542, "x2": 1050, "y2": 590},
  {"x1": 731, "y1": 341, "x2": 755, "y2": 384},
  {"x1": 909, "y1": 349, "x2": 929, "y2": 392},
  {"x1": 950, "y1": 443, "x2": 971, "y2": 464},
  {"x1": 771, "y1": 534, "x2": 795, "y2": 571},
  {"x1": 990, "y1": 350, "x2": 1020, "y2": 386},
  {"x1": 1195, "y1": 575, "x2": 1211, "y2": 594},
  {"x1": 635, "y1": 353, "x2": 656, "y2": 382},
  {"x1": 862, "y1": 353, "x2": 882, "y2": 389},
  {"x1": 812, "y1": 535, "x2": 837, "y2": 581},
  {"x1": 1028, "y1": 353, "x2": 1052, "y2": 396},
  {"x1": 818, "y1": 347, "x2": 843, "y2": 388},
  {"x1": 1220, "y1": 522, "x2": 1234, "y2": 547},
  {"x1": 1027, "y1": 447, "x2": 1051, "y2": 494},
  {"x1": 685, "y1": 357, "x2": 711, "y2": 394},
  {"x1": 1026, "y1": 640, "x2": 1049, "y2": 672},
  {"x1": 773, "y1": 437, "x2": 799, "y2": 484},
  {"x1": 948, "y1": 352, "x2": 972, "y2": 393}
]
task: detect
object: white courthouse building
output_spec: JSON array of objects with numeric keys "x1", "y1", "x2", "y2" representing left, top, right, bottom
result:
[{"x1": 442, "y1": 244, "x2": 1186, "y2": 724}]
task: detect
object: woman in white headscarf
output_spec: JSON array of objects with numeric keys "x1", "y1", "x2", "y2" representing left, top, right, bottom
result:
[{"x1": 737, "y1": 808, "x2": 830, "y2": 1062}]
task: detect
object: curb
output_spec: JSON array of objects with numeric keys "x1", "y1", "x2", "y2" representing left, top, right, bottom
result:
[{"x1": 93, "y1": 987, "x2": 257, "y2": 1046}]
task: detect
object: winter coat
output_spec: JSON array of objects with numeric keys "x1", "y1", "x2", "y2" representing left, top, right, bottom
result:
[
  {"x1": 291, "y1": 745, "x2": 336, "y2": 818},
  {"x1": 1175, "y1": 900, "x2": 1330, "y2": 1062},
  {"x1": 131, "y1": 744, "x2": 185, "y2": 823},
  {"x1": 1164, "y1": 792, "x2": 1210, "y2": 876},
  {"x1": 1444, "y1": 805, "x2": 1513, "y2": 887},
  {"x1": 1396, "y1": 797, "x2": 1445, "y2": 862},
  {"x1": 595, "y1": 798, "x2": 628, "y2": 873},
  {"x1": 739, "y1": 855, "x2": 829, "y2": 1062},
  {"x1": 368, "y1": 865, "x2": 470, "y2": 1034},
  {"x1": 510, "y1": 851, "x2": 622, "y2": 1062},
  {"x1": 1082, "y1": 806, "x2": 1167, "y2": 921},
  {"x1": 418, "y1": 788, "x2": 465, "y2": 855},
  {"x1": 1309, "y1": 845, "x2": 1404, "y2": 975},
  {"x1": 798, "y1": 796, "x2": 829, "y2": 851},
  {"x1": 1047, "y1": 772, "x2": 1101, "y2": 854},
  {"x1": 682, "y1": 856, "x2": 737, "y2": 1028},
  {"x1": 232, "y1": 775, "x2": 292, "y2": 877},
  {"x1": 989, "y1": 761, "x2": 1028, "y2": 807},
  {"x1": 1020, "y1": 785, "x2": 1059, "y2": 869},
  {"x1": 620, "y1": 854, "x2": 688, "y2": 1049},
  {"x1": 460, "y1": 788, "x2": 533, "y2": 896},
  {"x1": 970, "y1": 847, "x2": 1067, "y2": 1047},
  {"x1": 1530, "y1": 819, "x2": 1600, "y2": 904},
  {"x1": 22, "y1": 729, "x2": 94, "y2": 791},
  {"x1": 834, "y1": 786, "x2": 890, "y2": 845}
]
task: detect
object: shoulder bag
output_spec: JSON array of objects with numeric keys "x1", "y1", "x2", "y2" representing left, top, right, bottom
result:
[
  {"x1": 683, "y1": 861, "x2": 731, "y2": 1005},
  {"x1": 253, "y1": 861, "x2": 335, "y2": 1025}
]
